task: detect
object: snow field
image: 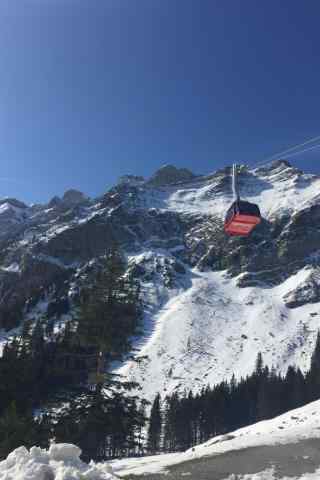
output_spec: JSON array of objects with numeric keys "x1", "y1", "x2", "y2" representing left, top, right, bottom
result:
[{"x1": 117, "y1": 266, "x2": 320, "y2": 402}]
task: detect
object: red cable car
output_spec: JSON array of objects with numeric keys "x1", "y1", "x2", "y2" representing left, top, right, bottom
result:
[
  {"x1": 224, "y1": 200, "x2": 261, "y2": 236},
  {"x1": 224, "y1": 164, "x2": 262, "y2": 237}
]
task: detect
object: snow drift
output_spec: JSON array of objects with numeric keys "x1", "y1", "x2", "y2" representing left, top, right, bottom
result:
[{"x1": 0, "y1": 443, "x2": 116, "y2": 480}]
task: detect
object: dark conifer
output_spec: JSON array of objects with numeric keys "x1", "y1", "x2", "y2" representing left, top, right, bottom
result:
[
  {"x1": 147, "y1": 393, "x2": 162, "y2": 453},
  {"x1": 307, "y1": 331, "x2": 320, "y2": 401},
  {"x1": 0, "y1": 403, "x2": 49, "y2": 460},
  {"x1": 76, "y1": 246, "x2": 140, "y2": 388}
]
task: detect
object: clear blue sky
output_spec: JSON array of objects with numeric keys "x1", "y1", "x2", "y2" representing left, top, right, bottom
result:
[{"x1": 1, "y1": 1, "x2": 320, "y2": 203}]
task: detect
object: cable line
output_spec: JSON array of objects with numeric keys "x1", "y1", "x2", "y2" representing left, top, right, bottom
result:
[
  {"x1": 278, "y1": 141, "x2": 320, "y2": 160},
  {"x1": 252, "y1": 133, "x2": 320, "y2": 170}
]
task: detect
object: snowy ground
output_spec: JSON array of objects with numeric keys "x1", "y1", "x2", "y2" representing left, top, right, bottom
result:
[
  {"x1": 0, "y1": 443, "x2": 116, "y2": 480},
  {"x1": 231, "y1": 471, "x2": 320, "y2": 480},
  {"x1": 111, "y1": 399, "x2": 320, "y2": 478},
  {"x1": 116, "y1": 265, "x2": 320, "y2": 402}
]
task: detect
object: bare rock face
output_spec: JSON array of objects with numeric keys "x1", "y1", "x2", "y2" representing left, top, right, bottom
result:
[
  {"x1": 34, "y1": 206, "x2": 186, "y2": 264},
  {"x1": 62, "y1": 189, "x2": 90, "y2": 207},
  {"x1": 148, "y1": 165, "x2": 195, "y2": 186},
  {"x1": 48, "y1": 196, "x2": 62, "y2": 208},
  {"x1": 34, "y1": 218, "x2": 117, "y2": 264},
  {"x1": 283, "y1": 268, "x2": 320, "y2": 308},
  {"x1": 0, "y1": 255, "x2": 70, "y2": 329},
  {"x1": 118, "y1": 175, "x2": 145, "y2": 186},
  {"x1": 0, "y1": 198, "x2": 29, "y2": 241},
  {"x1": 48, "y1": 191, "x2": 89, "y2": 210},
  {"x1": 277, "y1": 205, "x2": 320, "y2": 264}
]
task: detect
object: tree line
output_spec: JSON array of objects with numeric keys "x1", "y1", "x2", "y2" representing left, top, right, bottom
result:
[
  {"x1": 147, "y1": 334, "x2": 320, "y2": 453},
  {"x1": 0, "y1": 246, "x2": 144, "y2": 460},
  {"x1": 2, "y1": 329, "x2": 319, "y2": 461}
]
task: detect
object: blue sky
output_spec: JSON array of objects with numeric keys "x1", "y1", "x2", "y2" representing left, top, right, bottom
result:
[{"x1": 1, "y1": 1, "x2": 320, "y2": 203}]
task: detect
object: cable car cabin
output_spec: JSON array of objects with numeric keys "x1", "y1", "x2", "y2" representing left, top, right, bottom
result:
[{"x1": 224, "y1": 200, "x2": 261, "y2": 237}]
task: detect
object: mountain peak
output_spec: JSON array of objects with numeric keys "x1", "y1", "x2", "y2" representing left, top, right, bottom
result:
[
  {"x1": 48, "y1": 196, "x2": 62, "y2": 208},
  {"x1": 148, "y1": 164, "x2": 195, "y2": 186},
  {"x1": 118, "y1": 175, "x2": 145, "y2": 186},
  {"x1": 255, "y1": 159, "x2": 294, "y2": 174},
  {"x1": 62, "y1": 189, "x2": 90, "y2": 206},
  {"x1": 48, "y1": 190, "x2": 90, "y2": 209},
  {"x1": 0, "y1": 198, "x2": 28, "y2": 209}
]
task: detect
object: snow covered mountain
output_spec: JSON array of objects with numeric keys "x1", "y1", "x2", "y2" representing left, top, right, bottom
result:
[{"x1": 0, "y1": 160, "x2": 320, "y2": 400}]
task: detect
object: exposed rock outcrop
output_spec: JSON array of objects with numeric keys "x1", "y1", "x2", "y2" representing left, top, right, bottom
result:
[
  {"x1": 62, "y1": 189, "x2": 90, "y2": 207},
  {"x1": 148, "y1": 165, "x2": 195, "y2": 186},
  {"x1": 284, "y1": 268, "x2": 320, "y2": 308}
]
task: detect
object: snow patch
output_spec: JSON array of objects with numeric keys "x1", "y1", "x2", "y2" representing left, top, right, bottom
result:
[
  {"x1": 1, "y1": 262, "x2": 21, "y2": 273},
  {"x1": 0, "y1": 443, "x2": 116, "y2": 480}
]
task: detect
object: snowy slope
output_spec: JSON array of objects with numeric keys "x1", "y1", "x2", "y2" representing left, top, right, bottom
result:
[
  {"x1": 117, "y1": 266, "x2": 320, "y2": 401},
  {"x1": 138, "y1": 162, "x2": 320, "y2": 221},
  {"x1": 112, "y1": 399, "x2": 320, "y2": 477}
]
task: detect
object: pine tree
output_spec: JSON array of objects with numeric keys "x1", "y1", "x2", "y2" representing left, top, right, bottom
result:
[
  {"x1": 163, "y1": 394, "x2": 177, "y2": 452},
  {"x1": 0, "y1": 403, "x2": 49, "y2": 460},
  {"x1": 53, "y1": 381, "x2": 145, "y2": 461},
  {"x1": 76, "y1": 246, "x2": 140, "y2": 388},
  {"x1": 256, "y1": 366, "x2": 270, "y2": 421},
  {"x1": 136, "y1": 400, "x2": 148, "y2": 455},
  {"x1": 21, "y1": 318, "x2": 33, "y2": 342},
  {"x1": 147, "y1": 393, "x2": 162, "y2": 453},
  {"x1": 307, "y1": 331, "x2": 320, "y2": 401},
  {"x1": 295, "y1": 367, "x2": 306, "y2": 408},
  {"x1": 255, "y1": 352, "x2": 264, "y2": 376},
  {"x1": 284, "y1": 366, "x2": 305, "y2": 411}
]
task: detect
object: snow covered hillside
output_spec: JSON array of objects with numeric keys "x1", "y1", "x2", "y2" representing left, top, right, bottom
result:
[
  {"x1": 0, "y1": 160, "x2": 320, "y2": 401},
  {"x1": 112, "y1": 398, "x2": 320, "y2": 477},
  {"x1": 117, "y1": 267, "x2": 320, "y2": 400}
]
